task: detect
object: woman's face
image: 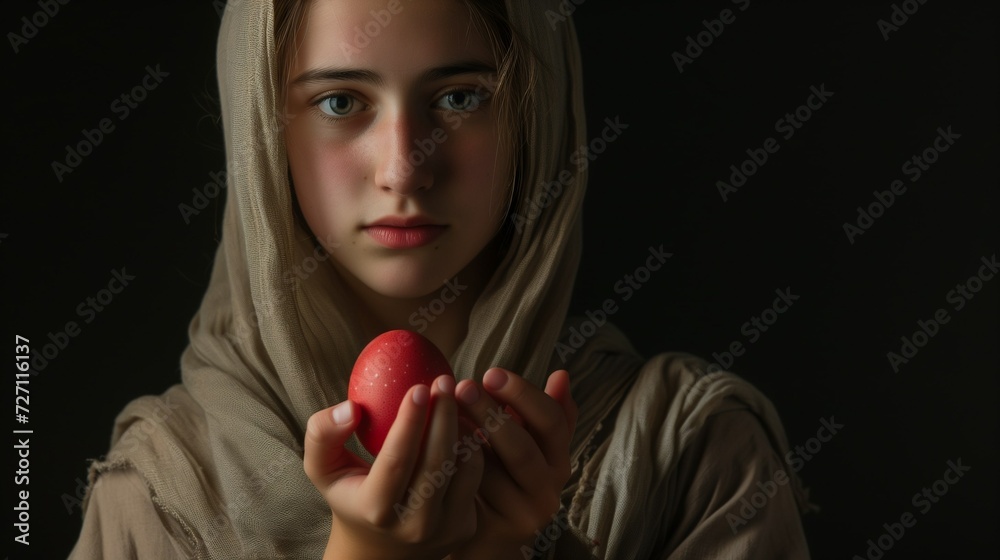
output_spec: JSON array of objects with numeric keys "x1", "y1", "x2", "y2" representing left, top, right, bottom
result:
[{"x1": 284, "y1": 0, "x2": 511, "y2": 300}]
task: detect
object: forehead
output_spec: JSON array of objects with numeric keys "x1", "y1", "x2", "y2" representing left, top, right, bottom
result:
[{"x1": 292, "y1": 0, "x2": 494, "y2": 77}]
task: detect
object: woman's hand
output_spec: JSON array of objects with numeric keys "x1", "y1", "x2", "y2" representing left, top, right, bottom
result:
[
  {"x1": 304, "y1": 375, "x2": 484, "y2": 560},
  {"x1": 449, "y1": 368, "x2": 578, "y2": 560}
]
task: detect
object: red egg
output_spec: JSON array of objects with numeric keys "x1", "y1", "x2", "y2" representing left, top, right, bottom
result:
[{"x1": 349, "y1": 330, "x2": 454, "y2": 456}]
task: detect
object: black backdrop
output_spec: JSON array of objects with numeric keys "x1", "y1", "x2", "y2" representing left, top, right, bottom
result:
[{"x1": 5, "y1": 1, "x2": 997, "y2": 558}]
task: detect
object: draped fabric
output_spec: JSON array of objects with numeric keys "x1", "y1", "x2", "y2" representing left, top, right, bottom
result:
[{"x1": 68, "y1": 1, "x2": 812, "y2": 558}]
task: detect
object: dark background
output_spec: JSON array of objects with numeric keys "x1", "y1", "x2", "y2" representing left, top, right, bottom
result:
[{"x1": 5, "y1": 1, "x2": 997, "y2": 558}]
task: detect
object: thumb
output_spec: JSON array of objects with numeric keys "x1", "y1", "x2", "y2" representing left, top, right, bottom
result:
[{"x1": 303, "y1": 400, "x2": 365, "y2": 490}]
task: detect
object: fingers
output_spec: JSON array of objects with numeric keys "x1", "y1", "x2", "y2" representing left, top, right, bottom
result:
[
  {"x1": 303, "y1": 400, "x2": 369, "y2": 491},
  {"x1": 475, "y1": 450, "x2": 529, "y2": 520},
  {"x1": 410, "y1": 376, "x2": 487, "y2": 513},
  {"x1": 412, "y1": 376, "x2": 460, "y2": 506},
  {"x1": 371, "y1": 376, "x2": 482, "y2": 537},
  {"x1": 438, "y1": 426, "x2": 484, "y2": 540},
  {"x1": 366, "y1": 384, "x2": 432, "y2": 505},
  {"x1": 544, "y1": 369, "x2": 578, "y2": 440},
  {"x1": 455, "y1": 372, "x2": 547, "y2": 490},
  {"x1": 474, "y1": 368, "x2": 575, "y2": 473},
  {"x1": 308, "y1": 380, "x2": 484, "y2": 550}
]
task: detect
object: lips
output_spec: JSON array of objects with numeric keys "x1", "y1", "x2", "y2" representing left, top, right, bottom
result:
[{"x1": 363, "y1": 215, "x2": 446, "y2": 249}]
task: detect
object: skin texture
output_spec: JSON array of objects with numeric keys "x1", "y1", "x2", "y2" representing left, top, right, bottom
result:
[
  {"x1": 283, "y1": 0, "x2": 511, "y2": 358},
  {"x1": 304, "y1": 369, "x2": 577, "y2": 560},
  {"x1": 290, "y1": 2, "x2": 578, "y2": 558}
]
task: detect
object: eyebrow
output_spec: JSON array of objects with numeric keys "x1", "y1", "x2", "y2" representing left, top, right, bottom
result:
[{"x1": 291, "y1": 60, "x2": 496, "y2": 87}]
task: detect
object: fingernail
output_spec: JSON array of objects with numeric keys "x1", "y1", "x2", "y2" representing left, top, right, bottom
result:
[
  {"x1": 437, "y1": 375, "x2": 455, "y2": 393},
  {"x1": 332, "y1": 401, "x2": 353, "y2": 425},
  {"x1": 459, "y1": 383, "x2": 480, "y2": 405},
  {"x1": 413, "y1": 385, "x2": 429, "y2": 406},
  {"x1": 483, "y1": 368, "x2": 508, "y2": 391}
]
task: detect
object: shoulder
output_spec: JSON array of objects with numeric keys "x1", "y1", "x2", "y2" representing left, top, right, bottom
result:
[
  {"x1": 622, "y1": 351, "x2": 787, "y2": 437},
  {"x1": 662, "y1": 403, "x2": 813, "y2": 557},
  {"x1": 68, "y1": 468, "x2": 193, "y2": 560},
  {"x1": 554, "y1": 343, "x2": 813, "y2": 557},
  {"x1": 619, "y1": 351, "x2": 804, "y2": 487}
]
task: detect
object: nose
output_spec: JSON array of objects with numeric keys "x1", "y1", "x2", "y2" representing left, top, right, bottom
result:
[{"x1": 373, "y1": 110, "x2": 435, "y2": 196}]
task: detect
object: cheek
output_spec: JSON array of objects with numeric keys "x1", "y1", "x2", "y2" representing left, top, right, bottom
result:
[
  {"x1": 286, "y1": 129, "x2": 368, "y2": 234},
  {"x1": 447, "y1": 130, "x2": 511, "y2": 216}
]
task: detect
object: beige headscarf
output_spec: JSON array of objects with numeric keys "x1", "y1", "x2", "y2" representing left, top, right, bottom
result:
[{"x1": 79, "y1": 1, "x2": 810, "y2": 558}]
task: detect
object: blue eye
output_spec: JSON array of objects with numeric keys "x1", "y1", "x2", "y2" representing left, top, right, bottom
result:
[
  {"x1": 317, "y1": 94, "x2": 358, "y2": 117},
  {"x1": 437, "y1": 90, "x2": 482, "y2": 112}
]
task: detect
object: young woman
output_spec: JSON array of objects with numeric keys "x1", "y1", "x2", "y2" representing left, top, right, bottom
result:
[{"x1": 68, "y1": 1, "x2": 812, "y2": 558}]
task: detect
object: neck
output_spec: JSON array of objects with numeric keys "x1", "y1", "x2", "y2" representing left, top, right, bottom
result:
[{"x1": 338, "y1": 242, "x2": 501, "y2": 359}]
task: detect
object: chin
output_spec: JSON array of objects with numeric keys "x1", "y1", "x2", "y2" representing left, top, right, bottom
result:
[
  {"x1": 363, "y1": 261, "x2": 462, "y2": 301},
  {"x1": 367, "y1": 280, "x2": 437, "y2": 300}
]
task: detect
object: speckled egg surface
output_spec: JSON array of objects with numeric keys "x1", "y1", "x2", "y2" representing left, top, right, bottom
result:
[{"x1": 348, "y1": 330, "x2": 454, "y2": 456}]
